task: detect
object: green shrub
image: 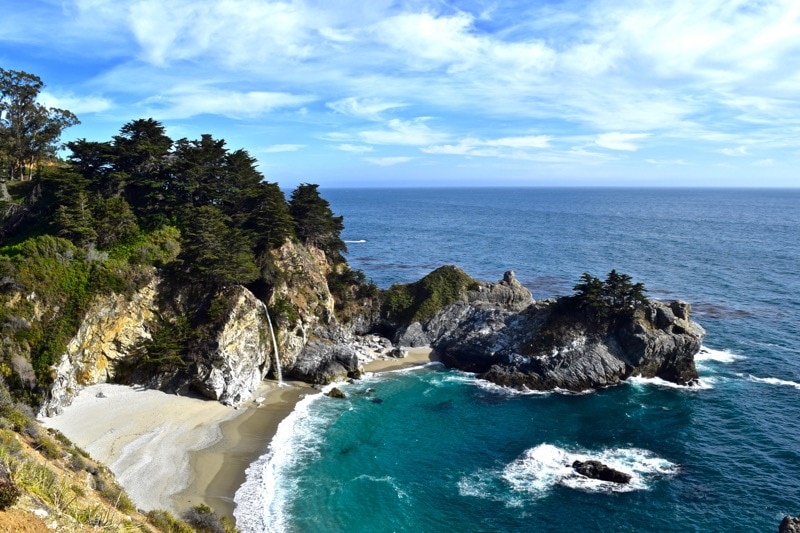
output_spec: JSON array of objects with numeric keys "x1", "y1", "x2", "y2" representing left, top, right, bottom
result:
[
  {"x1": 146, "y1": 509, "x2": 195, "y2": 533},
  {"x1": 381, "y1": 265, "x2": 478, "y2": 324},
  {"x1": 35, "y1": 434, "x2": 61, "y2": 460},
  {"x1": 0, "y1": 472, "x2": 21, "y2": 510}
]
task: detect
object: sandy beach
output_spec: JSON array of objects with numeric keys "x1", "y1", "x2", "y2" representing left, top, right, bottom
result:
[{"x1": 41, "y1": 347, "x2": 433, "y2": 520}]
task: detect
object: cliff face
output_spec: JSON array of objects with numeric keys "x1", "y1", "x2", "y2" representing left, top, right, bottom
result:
[
  {"x1": 39, "y1": 239, "x2": 349, "y2": 413},
  {"x1": 43, "y1": 275, "x2": 160, "y2": 416},
  {"x1": 430, "y1": 298, "x2": 705, "y2": 391},
  {"x1": 268, "y1": 240, "x2": 336, "y2": 372}
]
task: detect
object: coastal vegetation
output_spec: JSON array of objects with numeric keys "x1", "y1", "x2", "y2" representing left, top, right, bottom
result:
[
  {"x1": 1, "y1": 98, "x2": 361, "y2": 405},
  {"x1": 381, "y1": 265, "x2": 479, "y2": 324},
  {"x1": 0, "y1": 67, "x2": 362, "y2": 529}
]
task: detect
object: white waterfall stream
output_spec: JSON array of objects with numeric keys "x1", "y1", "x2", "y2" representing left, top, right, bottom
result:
[{"x1": 260, "y1": 301, "x2": 283, "y2": 384}]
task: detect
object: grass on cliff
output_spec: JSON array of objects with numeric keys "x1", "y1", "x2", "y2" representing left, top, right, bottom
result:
[{"x1": 381, "y1": 265, "x2": 479, "y2": 324}]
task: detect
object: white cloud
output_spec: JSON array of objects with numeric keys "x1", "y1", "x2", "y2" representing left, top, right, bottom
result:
[
  {"x1": 753, "y1": 158, "x2": 775, "y2": 167},
  {"x1": 39, "y1": 91, "x2": 113, "y2": 114},
  {"x1": 359, "y1": 118, "x2": 450, "y2": 146},
  {"x1": 422, "y1": 135, "x2": 552, "y2": 158},
  {"x1": 10, "y1": 0, "x2": 800, "y2": 185},
  {"x1": 720, "y1": 146, "x2": 749, "y2": 157},
  {"x1": 320, "y1": 132, "x2": 354, "y2": 142},
  {"x1": 263, "y1": 144, "x2": 305, "y2": 153},
  {"x1": 337, "y1": 144, "x2": 374, "y2": 153},
  {"x1": 142, "y1": 87, "x2": 315, "y2": 119},
  {"x1": 646, "y1": 159, "x2": 690, "y2": 165},
  {"x1": 595, "y1": 132, "x2": 651, "y2": 151},
  {"x1": 365, "y1": 156, "x2": 414, "y2": 166},
  {"x1": 327, "y1": 97, "x2": 406, "y2": 121}
]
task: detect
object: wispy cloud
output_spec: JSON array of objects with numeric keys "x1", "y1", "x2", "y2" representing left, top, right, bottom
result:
[
  {"x1": 6, "y1": 0, "x2": 800, "y2": 186},
  {"x1": 646, "y1": 159, "x2": 690, "y2": 165},
  {"x1": 365, "y1": 156, "x2": 414, "y2": 166},
  {"x1": 423, "y1": 135, "x2": 552, "y2": 158},
  {"x1": 141, "y1": 87, "x2": 316, "y2": 119},
  {"x1": 39, "y1": 91, "x2": 113, "y2": 114},
  {"x1": 327, "y1": 97, "x2": 407, "y2": 121},
  {"x1": 595, "y1": 133, "x2": 651, "y2": 151},
  {"x1": 337, "y1": 144, "x2": 374, "y2": 153},
  {"x1": 359, "y1": 118, "x2": 450, "y2": 146},
  {"x1": 263, "y1": 144, "x2": 305, "y2": 153},
  {"x1": 720, "y1": 146, "x2": 749, "y2": 157}
]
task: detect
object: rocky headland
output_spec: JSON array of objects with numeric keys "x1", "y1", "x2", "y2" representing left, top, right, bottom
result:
[
  {"x1": 38, "y1": 262, "x2": 705, "y2": 415},
  {"x1": 374, "y1": 266, "x2": 704, "y2": 392}
]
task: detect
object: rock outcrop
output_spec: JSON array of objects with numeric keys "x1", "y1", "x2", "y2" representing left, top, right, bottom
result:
[
  {"x1": 427, "y1": 298, "x2": 704, "y2": 391},
  {"x1": 42, "y1": 275, "x2": 160, "y2": 415},
  {"x1": 392, "y1": 270, "x2": 534, "y2": 347},
  {"x1": 572, "y1": 460, "x2": 631, "y2": 484},
  {"x1": 189, "y1": 286, "x2": 272, "y2": 406},
  {"x1": 268, "y1": 240, "x2": 337, "y2": 372},
  {"x1": 780, "y1": 516, "x2": 800, "y2": 533}
]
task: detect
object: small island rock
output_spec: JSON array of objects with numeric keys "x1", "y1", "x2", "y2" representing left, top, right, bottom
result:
[
  {"x1": 572, "y1": 460, "x2": 632, "y2": 484},
  {"x1": 327, "y1": 387, "x2": 347, "y2": 399}
]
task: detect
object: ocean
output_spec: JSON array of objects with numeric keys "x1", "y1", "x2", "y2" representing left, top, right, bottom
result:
[{"x1": 235, "y1": 188, "x2": 800, "y2": 532}]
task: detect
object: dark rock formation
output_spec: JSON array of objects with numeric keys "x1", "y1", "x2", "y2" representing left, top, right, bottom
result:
[
  {"x1": 572, "y1": 460, "x2": 631, "y2": 484},
  {"x1": 327, "y1": 387, "x2": 347, "y2": 399},
  {"x1": 288, "y1": 341, "x2": 360, "y2": 384},
  {"x1": 428, "y1": 297, "x2": 704, "y2": 391},
  {"x1": 780, "y1": 516, "x2": 800, "y2": 533},
  {"x1": 392, "y1": 270, "x2": 534, "y2": 347},
  {"x1": 466, "y1": 270, "x2": 533, "y2": 312}
]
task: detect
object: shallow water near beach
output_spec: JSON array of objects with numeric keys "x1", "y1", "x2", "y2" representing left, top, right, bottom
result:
[{"x1": 235, "y1": 188, "x2": 800, "y2": 532}]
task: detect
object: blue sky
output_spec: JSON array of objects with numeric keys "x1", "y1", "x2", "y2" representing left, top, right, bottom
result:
[{"x1": 2, "y1": 0, "x2": 799, "y2": 188}]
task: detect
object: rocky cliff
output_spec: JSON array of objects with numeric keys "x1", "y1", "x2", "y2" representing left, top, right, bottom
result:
[
  {"x1": 37, "y1": 238, "x2": 388, "y2": 413},
  {"x1": 429, "y1": 298, "x2": 704, "y2": 391},
  {"x1": 385, "y1": 268, "x2": 534, "y2": 346}
]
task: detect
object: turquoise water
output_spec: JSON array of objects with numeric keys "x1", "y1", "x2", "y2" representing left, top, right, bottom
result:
[{"x1": 236, "y1": 188, "x2": 800, "y2": 532}]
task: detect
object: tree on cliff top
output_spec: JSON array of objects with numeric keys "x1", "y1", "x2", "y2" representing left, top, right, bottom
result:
[
  {"x1": 0, "y1": 68, "x2": 79, "y2": 181},
  {"x1": 289, "y1": 183, "x2": 346, "y2": 260}
]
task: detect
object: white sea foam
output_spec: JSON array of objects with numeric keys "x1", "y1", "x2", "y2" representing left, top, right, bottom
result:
[
  {"x1": 353, "y1": 475, "x2": 408, "y2": 500},
  {"x1": 344, "y1": 239, "x2": 367, "y2": 243},
  {"x1": 626, "y1": 375, "x2": 713, "y2": 390},
  {"x1": 459, "y1": 443, "x2": 677, "y2": 503},
  {"x1": 743, "y1": 375, "x2": 800, "y2": 390},
  {"x1": 695, "y1": 346, "x2": 743, "y2": 363},
  {"x1": 233, "y1": 392, "x2": 327, "y2": 533}
]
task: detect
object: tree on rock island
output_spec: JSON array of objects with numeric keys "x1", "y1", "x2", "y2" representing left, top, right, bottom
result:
[{"x1": 573, "y1": 269, "x2": 648, "y2": 317}]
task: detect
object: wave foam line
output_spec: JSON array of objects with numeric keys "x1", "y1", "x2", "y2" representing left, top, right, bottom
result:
[
  {"x1": 344, "y1": 239, "x2": 367, "y2": 243},
  {"x1": 743, "y1": 374, "x2": 800, "y2": 390},
  {"x1": 626, "y1": 375, "x2": 713, "y2": 390},
  {"x1": 233, "y1": 392, "x2": 326, "y2": 533},
  {"x1": 695, "y1": 346, "x2": 743, "y2": 363}
]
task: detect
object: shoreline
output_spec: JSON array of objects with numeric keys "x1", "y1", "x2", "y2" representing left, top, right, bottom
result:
[
  {"x1": 42, "y1": 347, "x2": 434, "y2": 522},
  {"x1": 195, "y1": 346, "x2": 434, "y2": 519}
]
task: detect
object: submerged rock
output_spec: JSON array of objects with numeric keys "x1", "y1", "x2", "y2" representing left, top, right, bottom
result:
[{"x1": 572, "y1": 460, "x2": 632, "y2": 484}]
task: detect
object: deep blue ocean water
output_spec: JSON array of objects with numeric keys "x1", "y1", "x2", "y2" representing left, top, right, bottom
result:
[{"x1": 235, "y1": 188, "x2": 800, "y2": 532}]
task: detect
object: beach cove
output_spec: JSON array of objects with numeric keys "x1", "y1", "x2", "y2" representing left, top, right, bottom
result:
[{"x1": 40, "y1": 348, "x2": 434, "y2": 520}]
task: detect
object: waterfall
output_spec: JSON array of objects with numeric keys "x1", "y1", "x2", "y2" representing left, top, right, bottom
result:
[{"x1": 260, "y1": 301, "x2": 283, "y2": 385}]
